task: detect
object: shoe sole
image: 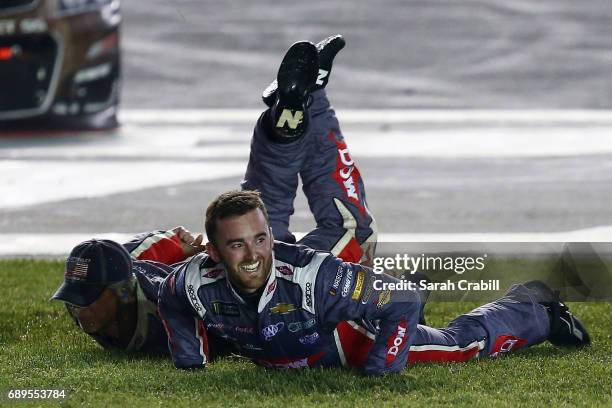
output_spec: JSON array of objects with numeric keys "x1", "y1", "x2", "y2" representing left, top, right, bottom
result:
[{"x1": 275, "y1": 41, "x2": 318, "y2": 110}]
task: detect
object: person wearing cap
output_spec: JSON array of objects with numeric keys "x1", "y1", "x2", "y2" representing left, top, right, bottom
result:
[{"x1": 52, "y1": 227, "x2": 236, "y2": 356}]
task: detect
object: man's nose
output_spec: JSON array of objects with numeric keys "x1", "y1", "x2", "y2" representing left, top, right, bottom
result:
[{"x1": 244, "y1": 242, "x2": 257, "y2": 259}]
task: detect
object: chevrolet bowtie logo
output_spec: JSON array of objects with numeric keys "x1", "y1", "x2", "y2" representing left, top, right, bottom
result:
[{"x1": 269, "y1": 303, "x2": 297, "y2": 314}]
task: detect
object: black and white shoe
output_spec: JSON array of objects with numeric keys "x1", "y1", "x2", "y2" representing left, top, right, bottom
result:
[
  {"x1": 524, "y1": 280, "x2": 591, "y2": 347},
  {"x1": 270, "y1": 41, "x2": 318, "y2": 141},
  {"x1": 263, "y1": 35, "x2": 345, "y2": 107}
]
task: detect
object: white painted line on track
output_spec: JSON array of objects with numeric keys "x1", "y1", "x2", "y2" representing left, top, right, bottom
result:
[
  {"x1": 3, "y1": 226, "x2": 612, "y2": 257},
  {"x1": 3, "y1": 110, "x2": 612, "y2": 220},
  {"x1": 119, "y1": 109, "x2": 612, "y2": 125},
  {"x1": 4, "y1": 123, "x2": 612, "y2": 160},
  {"x1": 0, "y1": 161, "x2": 245, "y2": 209}
]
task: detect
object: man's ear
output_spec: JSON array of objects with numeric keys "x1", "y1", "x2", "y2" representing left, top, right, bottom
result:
[
  {"x1": 269, "y1": 226, "x2": 274, "y2": 247},
  {"x1": 206, "y1": 241, "x2": 221, "y2": 263}
]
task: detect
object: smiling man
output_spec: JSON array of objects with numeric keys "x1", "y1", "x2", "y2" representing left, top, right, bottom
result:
[{"x1": 205, "y1": 192, "x2": 274, "y2": 297}]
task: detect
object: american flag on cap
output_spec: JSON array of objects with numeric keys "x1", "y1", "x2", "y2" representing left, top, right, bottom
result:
[{"x1": 66, "y1": 257, "x2": 90, "y2": 281}]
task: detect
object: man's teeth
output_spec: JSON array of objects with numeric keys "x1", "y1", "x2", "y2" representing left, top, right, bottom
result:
[{"x1": 241, "y1": 261, "x2": 260, "y2": 272}]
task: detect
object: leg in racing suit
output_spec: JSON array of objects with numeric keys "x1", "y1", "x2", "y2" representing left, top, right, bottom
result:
[
  {"x1": 337, "y1": 280, "x2": 584, "y2": 367},
  {"x1": 408, "y1": 283, "x2": 551, "y2": 363},
  {"x1": 242, "y1": 91, "x2": 376, "y2": 265}
]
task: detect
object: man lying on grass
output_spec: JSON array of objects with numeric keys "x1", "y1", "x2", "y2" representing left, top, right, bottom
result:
[{"x1": 51, "y1": 227, "x2": 235, "y2": 359}]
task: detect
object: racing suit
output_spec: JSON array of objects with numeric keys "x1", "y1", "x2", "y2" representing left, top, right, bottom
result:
[{"x1": 158, "y1": 242, "x2": 422, "y2": 375}]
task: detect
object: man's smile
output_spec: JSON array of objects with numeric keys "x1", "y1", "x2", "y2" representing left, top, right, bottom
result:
[{"x1": 240, "y1": 260, "x2": 261, "y2": 274}]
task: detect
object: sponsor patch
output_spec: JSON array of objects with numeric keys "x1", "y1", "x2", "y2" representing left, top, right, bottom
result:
[
  {"x1": 276, "y1": 265, "x2": 293, "y2": 276},
  {"x1": 351, "y1": 270, "x2": 365, "y2": 300},
  {"x1": 276, "y1": 109, "x2": 303, "y2": 129},
  {"x1": 331, "y1": 135, "x2": 366, "y2": 215},
  {"x1": 234, "y1": 326, "x2": 255, "y2": 335},
  {"x1": 341, "y1": 267, "x2": 354, "y2": 298},
  {"x1": 490, "y1": 335, "x2": 528, "y2": 357},
  {"x1": 266, "y1": 280, "x2": 278, "y2": 296},
  {"x1": 206, "y1": 322, "x2": 225, "y2": 331},
  {"x1": 329, "y1": 265, "x2": 345, "y2": 296},
  {"x1": 299, "y1": 332, "x2": 320, "y2": 345},
  {"x1": 211, "y1": 301, "x2": 240, "y2": 317},
  {"x1": 288, "y1": 318, "x2": 317, "y2": 333},
  {"x1": 269, "y1": 303, "x2": 297, "y2": 315},
  {"x1": 377, "y1": 290, "x2": 391, "y2": 309},
  {"x1": 305, "y1": 282, "x2": 313, "y2": 307},
  {"x1": 187, "y1": 284, "x2": 203, "y2": 313},
  {"x1": 385, "y1": 320, "x2": 408, "y2": 366},
  {"x1": 256, "y1": 352, "x2": 325, "y2": 368},
  {"x1": 262, "y1": 322, "x2": 285, "y2": 340},
  {"x1": 360, "y1": 276, "x2": 375, "y2": 304},
  {"x1": 243, "y1": 343, "x2": 263, "y2": 351}
]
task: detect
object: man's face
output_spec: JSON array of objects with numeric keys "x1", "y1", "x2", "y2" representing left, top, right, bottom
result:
[
  {"x1": 66, "y1": 289, "x2": 121, "y2": 335},
  {"x1": 207, "y1": 208, "x2": 274, "y2": 294}
]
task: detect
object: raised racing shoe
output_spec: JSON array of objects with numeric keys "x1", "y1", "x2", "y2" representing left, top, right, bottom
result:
[
  {"x1": 270, "y1": 41, "x2": 319, "y2": 141},
  {"x1": 263, "y1": 34, "x2": 346, "y2": 107},
  {"x1": 524, "y1": 280, "x2": 591, "y2": 347}
]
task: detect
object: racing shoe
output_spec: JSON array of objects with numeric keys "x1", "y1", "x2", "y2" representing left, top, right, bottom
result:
[
  {"x1": 263, "y1": 35, "x2": 345, "y2": 107},
  {"x1": 270, "y1": 41, "x2": 318, "y2": 141},
  {"x1": 524, "y1": 280, "x2": 591, "y2": 347}
]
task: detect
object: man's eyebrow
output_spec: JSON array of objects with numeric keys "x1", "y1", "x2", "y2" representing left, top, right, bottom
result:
[
  {"x1": 225, "y1": 238, "x2": 245, "y2": 246},
  {"x1": 224, "y1": 231, "x2": 268, "y2": 246}
]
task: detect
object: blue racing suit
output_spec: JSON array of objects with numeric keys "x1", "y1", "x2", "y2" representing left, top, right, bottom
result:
[{"x1": 158, "y1": 242, "x2": 422, "y2": 375}]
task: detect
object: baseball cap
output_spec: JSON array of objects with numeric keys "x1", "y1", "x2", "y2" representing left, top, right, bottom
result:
[{"x1": 51, "y1": 239, "x2": 133, "y2": 307}]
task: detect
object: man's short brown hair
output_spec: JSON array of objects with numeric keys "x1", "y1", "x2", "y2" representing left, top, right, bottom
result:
[{"x1": 205, "y1": 190, "x2": 270, "y2": 243}]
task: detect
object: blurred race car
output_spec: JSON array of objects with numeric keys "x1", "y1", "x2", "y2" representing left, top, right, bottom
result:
[{"x1": 0, "y1": 0, "x2": 121, "y2": 130}]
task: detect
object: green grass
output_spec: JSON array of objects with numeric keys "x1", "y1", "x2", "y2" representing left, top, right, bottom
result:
[{"x1": 0, "y1": 260, "x2": 610, "y2": 407}]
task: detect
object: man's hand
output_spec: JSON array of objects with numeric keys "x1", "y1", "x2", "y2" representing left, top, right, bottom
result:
[{"x1": 172, "y1": 226, "x2": 206, "y2": 257}]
